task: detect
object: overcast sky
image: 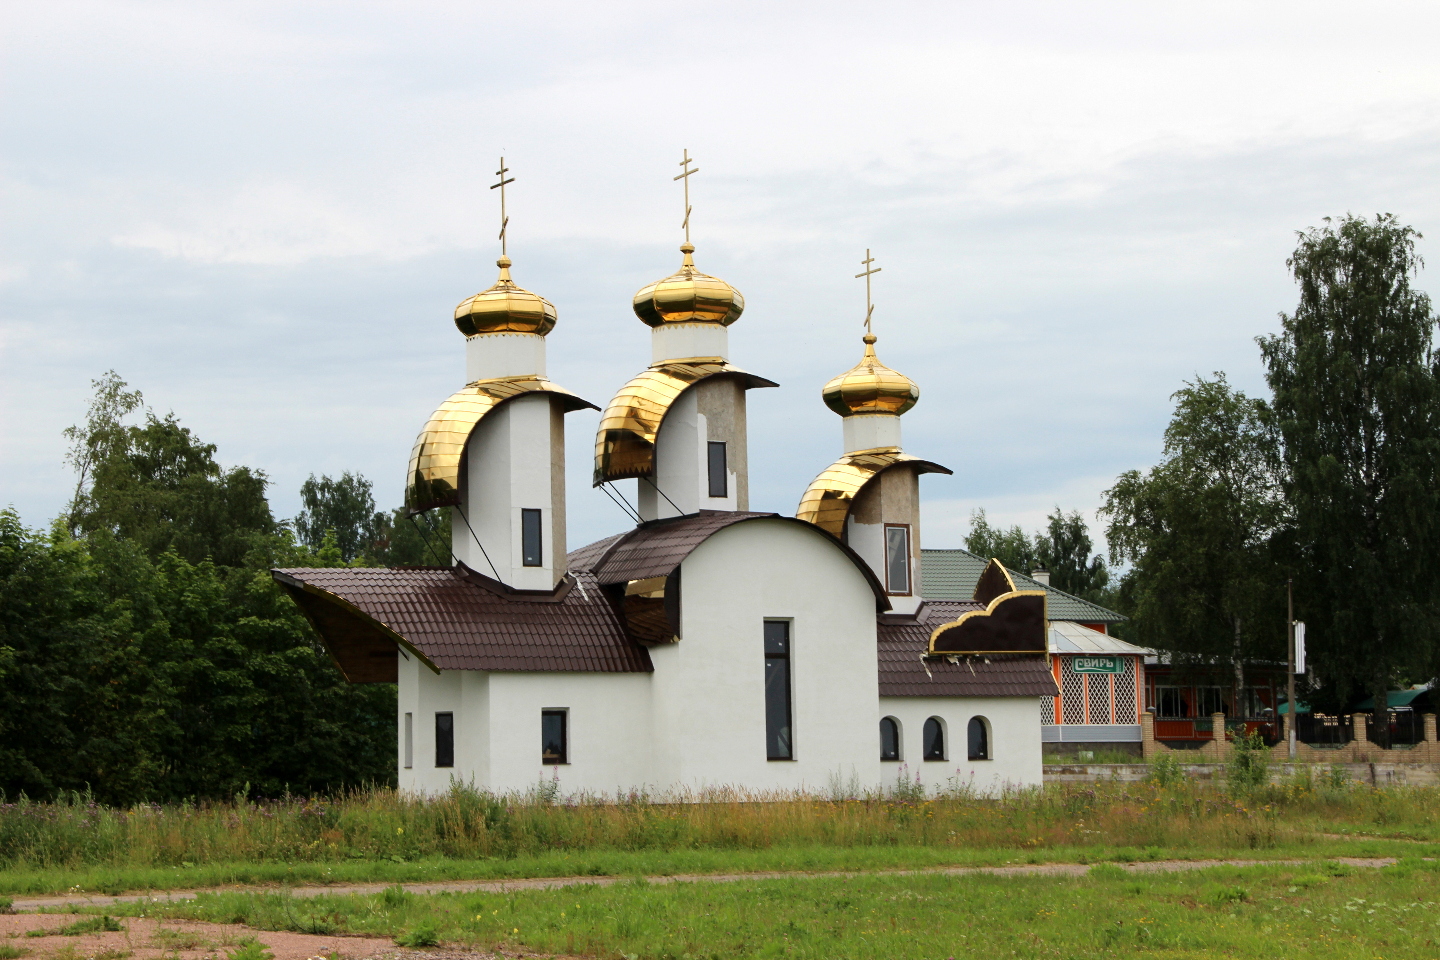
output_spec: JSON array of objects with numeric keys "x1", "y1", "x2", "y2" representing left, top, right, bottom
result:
[{"x1": 4, "y1": 1, "x2": 1439, "y2": 553}]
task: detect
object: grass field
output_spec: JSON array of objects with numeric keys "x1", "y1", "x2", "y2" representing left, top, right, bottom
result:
[
  {"x1": 80, "y1": 858, "x2": 1440, "y2": 959},
  {"x1": 3, "y1": 774, "x2": 1439, "y2": 896}
]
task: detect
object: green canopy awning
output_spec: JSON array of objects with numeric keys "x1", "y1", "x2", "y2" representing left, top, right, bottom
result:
[
  {"x1": 1351, "y1": 687, "x2": 1430, "y2": 711},
  {"x1": 1277, "y1": 700, "x2": 1311, "y2": 716}
]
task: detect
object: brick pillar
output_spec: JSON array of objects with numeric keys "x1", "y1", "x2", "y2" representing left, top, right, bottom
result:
[
  {"x1": 1209, "y1": 711, "x2": 1230, "y2": 760},
  {"x1": 1141, "y1": 711, "x2": 1157, "y2": 760},
  {"x1": 1423, "y1": 714, "x2": 1437, "y2": 763},
  {"x1": 1352, "y1": 713, "x2": 1369, "y2": 744}
]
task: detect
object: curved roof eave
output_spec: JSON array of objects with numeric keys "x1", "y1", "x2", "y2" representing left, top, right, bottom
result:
[
  {"x1": 795, "y1": 450, "x2": 953, "y2": 538},
  {"x1": 593, "y1": 361, "x2": 777, "y2": 486},
  {"x1": 406, "y1": 376, "x2": 598, "y2": 516}
]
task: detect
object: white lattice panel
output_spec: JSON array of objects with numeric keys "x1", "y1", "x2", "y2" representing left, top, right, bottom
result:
[
  {"x1": 1114, "y1": 660, "x2": 1137, "y2": 722},
  {"x1": 1087, "y1": 671, "x2": 1112, "y2": 724},
  {"x1": 1061, "y1": 658, "x2": 1084, "y2": 724}
]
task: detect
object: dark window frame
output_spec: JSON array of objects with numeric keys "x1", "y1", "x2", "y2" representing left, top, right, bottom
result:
[
  {"x1": 403, "y1": 712, "x2": 413, "y2": 769},
  {"x1": 521, "y1": 508, "x2": 543, "y2": 567},
  {"x1": 922, "y1": 716, "x2": 946, "y2": 761},
  {"x1": 880, "y1": 716, "x2": 901, "y2": 761},
  {"x1": 435, "y1": 711, "x2": 454, "y2": 768},
  {"x1": 707, "y1": 441, "x2": 728, "y2": 499},
  {"x1": 541, "y1": 709, "x2": 568, "y2": 765},
  {"x1": 764, "y1": 620, "x2": 793, "y2": 760},
  {"x1": 967, "y1": 716, "x2": 990, "y2": 761},
  {"x1": 884, "y1": 523, "x2": 912, "y2": 595}
]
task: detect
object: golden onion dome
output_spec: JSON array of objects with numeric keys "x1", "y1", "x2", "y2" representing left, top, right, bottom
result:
[
  {"x1": 454, "y1": 257, "x2": 557, "y2": 337},
  {"x1": 632, "y1": 243, "x2": 745, "y2": 327},
  {"x1": 822, "y1": 334, "x2": 919, "y2": 417}
]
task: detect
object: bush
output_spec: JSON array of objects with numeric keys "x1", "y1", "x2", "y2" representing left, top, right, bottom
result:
[
  {"x1": 1147, "y1": 753, "x2": 1183, "y2": 787},
  {"x1": 1226, "y1": 731, "x2": 1270, "y2": 792},
  {"x1": 225, "y1": 939, "x2": 274, "y2": 960},
  {"x1": 395, "y1": 923, "x2": 439, "y2": 947}
]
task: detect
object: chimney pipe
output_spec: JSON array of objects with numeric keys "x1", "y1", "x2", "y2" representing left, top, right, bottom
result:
[{"x1": 1030, "y1": 566, "x2": 1050, "y2": 586}]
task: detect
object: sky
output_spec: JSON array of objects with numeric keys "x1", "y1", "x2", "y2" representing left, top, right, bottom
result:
[{"x1": 3, "y1": 1, "x2": 1439, "y2": 553}]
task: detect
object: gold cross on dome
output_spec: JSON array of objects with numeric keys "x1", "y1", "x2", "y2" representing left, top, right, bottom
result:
[
  {"x1": 674, "y1": 149, "x2": 699, "y2": 243},
  {"x1": 490, "y1": 157, "x2": 516, "y2": 255},
  {"x1": 855, "y1": 249, "x2": 882, "y2": 333}
]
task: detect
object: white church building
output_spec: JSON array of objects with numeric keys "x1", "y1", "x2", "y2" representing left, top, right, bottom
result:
[{"x1": 274, "y1": 179, "x2": 1058, "y2": 797}]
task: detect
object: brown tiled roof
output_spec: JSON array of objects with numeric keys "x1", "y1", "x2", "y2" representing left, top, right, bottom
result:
[
  {"x1": 273, "y1": 566, "x2": 651, "y2": 674},
  {"x1": 588, "y1": 511, "x2": 889, "y2": 606},
  {"x1": 878, "y1": 600, "x2": 1059, "y2": 697},
  {"x1": 589, "y1": 511, "x2": 775, "y2": 582}
]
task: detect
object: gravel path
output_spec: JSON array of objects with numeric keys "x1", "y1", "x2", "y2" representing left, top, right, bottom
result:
[{"x1": 6, "y1": 855, "x2": 1413, "y2": 913}]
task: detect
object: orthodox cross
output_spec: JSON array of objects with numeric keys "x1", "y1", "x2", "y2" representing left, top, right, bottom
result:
[
  {"x1": 674, "y1": 149, "x2": 699, "y2": 244},
  {"x1": 490, "y1": 157, "x2": 515, "y2": 256},
  {"x1": 855, "y1": 249, "x2": 882, "y2": 333}
]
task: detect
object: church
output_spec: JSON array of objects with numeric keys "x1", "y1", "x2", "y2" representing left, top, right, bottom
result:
[{"x1": 273, "y1": 160, "x2": 1059, "y2": 797}]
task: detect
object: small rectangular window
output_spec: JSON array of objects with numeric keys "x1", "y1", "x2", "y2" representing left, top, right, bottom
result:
[
  {"x1": 885, "y1": 524, "x2": 911, "y2": 595},
  {"x1": 403, "y1": 712, "x2": 413, "y2": 769},
  {"x1": 707, "y1": 441, "x2": 728, "y2": 499},
  {"x1": 542, "y1": 710, "x2": 568, "y2": 764},
  {"x1": 764, "y1": 620, "x2": 793, "y2": 760},
  {"x1": 521, "y1": 508, "x2": 543, "y2": 567},
  {"x1": 435, "y1": 712, "x2": 454, "y2": 768}
]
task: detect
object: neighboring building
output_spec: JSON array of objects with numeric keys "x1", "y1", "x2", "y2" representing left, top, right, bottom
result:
[
  {"x1": 920, "y1": 550, "x2": 1147, "y2": 755},
  {"x1": 274, "y1": 216, "x2": 1058, "y2": 797}
]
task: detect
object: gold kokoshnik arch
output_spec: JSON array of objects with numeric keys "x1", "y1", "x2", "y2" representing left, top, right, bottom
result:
[
  {"x1": 928, "y1": 558, "x2": 1049, "y2": 655},
  {"x1": 406, "y1": 377, "x2": 597, "y2": 515},
  {"x1": 593, "y1": 360, "x2": 777, "y2": 485},
  {"x1": 795, "y1": 449, "x2": 952, "y2": 538}
]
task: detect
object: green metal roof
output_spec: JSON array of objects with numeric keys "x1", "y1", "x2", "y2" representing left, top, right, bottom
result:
[
  {"x1": 1351, "y1": 686, "x2": 1431, "y2": 711},
  {"x1": 920, "y1": 548, "x2": 1127, "y2": 624}
]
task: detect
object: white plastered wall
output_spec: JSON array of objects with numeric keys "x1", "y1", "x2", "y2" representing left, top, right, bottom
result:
[
  {"x1": 466, "y1": 333, "x2": 546, "y2": 382},
  {"x1": 842, "y1": 413, "x2": 902, "y2": 454},
  {"x1": 846, "y1": 466, "x2": 923, "y2": 616},
  {"x1": 398, "y1": 652, "x2": 654, "y2": 796},
  {"x1": 652, "y1": 323, "x2": 727, "y2": 363},
  {"x1": 452, "y1": 393, "x2": 565, "y2": 589},
  {"x1": 877, "y1": 696, "x2": 1043, "y2": 795},
  {"x1": 638, "y1": 380, "x2": 746, "y2": 520},
  {"x1": 647, "y1": 518, "x2": 882, "y2": 791}
]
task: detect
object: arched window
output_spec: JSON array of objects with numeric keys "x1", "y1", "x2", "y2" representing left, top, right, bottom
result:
[
  {"x1": 923, "y1": 717, "x2": 946, "y2": 761},
  {"x1": 968, "y1": 716, "x2": 990, "y2": 761},
  {"x1": 880, "y1": 717, "x2": 901, "y2": 761}
]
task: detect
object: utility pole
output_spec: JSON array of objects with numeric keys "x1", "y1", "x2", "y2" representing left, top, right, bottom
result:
[{"x1": 1287, "y1": 578, "x2": 1297, "y2": 760}]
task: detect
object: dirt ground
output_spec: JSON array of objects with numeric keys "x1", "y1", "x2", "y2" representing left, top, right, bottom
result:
[{"x1": 0, "y1": 913, "x2": 550, "y2": 960}]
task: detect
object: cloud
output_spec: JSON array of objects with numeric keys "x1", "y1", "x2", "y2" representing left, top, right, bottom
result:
[{"x1": 4, "y1": 0, "x2": 1440, "y2": 554}]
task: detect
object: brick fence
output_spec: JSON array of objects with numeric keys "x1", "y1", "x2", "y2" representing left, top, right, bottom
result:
[{"x1": 1140, "y1": 711, "x2": 1440, "y2": 764}]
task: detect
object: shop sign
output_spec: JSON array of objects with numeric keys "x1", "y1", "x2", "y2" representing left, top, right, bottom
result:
[{"x1": 1072, "y1": 656, "x2": 1126, "y2": 674}]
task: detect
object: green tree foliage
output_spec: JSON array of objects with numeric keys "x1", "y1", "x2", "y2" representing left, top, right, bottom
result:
[
  {"x1": 965, "y1": 507, "x2": 1111, "y2": 604},
  {"x1": 965, "y1": 509, "x2": 1036, "y2": 574},
  {"x1": 1258, "y1": 213, "x2": 1440, "y2": 738},
  {"x1": 295, "y1": 472, "x2": 385, "y2": 563},
  {"x1": 1101, "y1": 374, "x2": 1287, "y2": 691},
  {"x1": 67, "y1": 386, "x2": 274, "y2": 567},
  {"x1": 0, "y1": 375, "x2": 397, "y2": 802},
  {"x1": 374, "y1": 507, "x2": 452, "y2": 567},
  {"x1": 1034, "y1": 509, "x2": 1111, "y2": 603}
]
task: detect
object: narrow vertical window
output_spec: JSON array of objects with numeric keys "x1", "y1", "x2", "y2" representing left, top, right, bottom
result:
[
  {"x1": 923, "y1": 716, "x2": 945, "y2": 761},
  {"x1": 707, "y1": 441, "x2": 728, "y2": 498},
  {"x1": 521, "y1": 508, "x2": 543, "y2": 567},
  {"x1": 880, "y1": 717, "x2": 900, "y2": 761},
  {"x1": 885, "y1": 524, "x2": 911, "y2": 595},
  {"x1": 967, "y1": 717, "x2": 990, "y2": 760},
  {"x1": 764, "y1": 620, "x2": 793, "y2": 760},
  {"x1": 403, "y1": 712, "x2": 413, "y2": 769},
  {"x1": 541, "y1": 710, "x2": 568, "y2": 764},
  {"x1": 435, "y1": 712, "x2": 454, "y2": 768}
]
